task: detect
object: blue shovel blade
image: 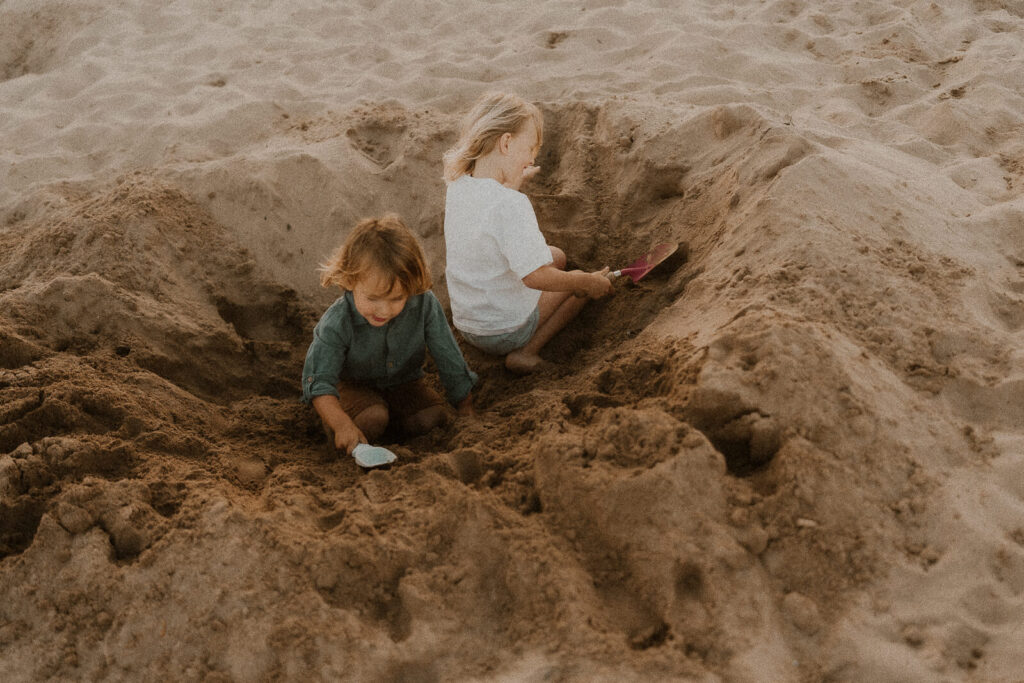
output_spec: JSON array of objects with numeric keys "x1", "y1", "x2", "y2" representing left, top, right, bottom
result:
[{"x1": 352, "y1": 443, "x2": 397, "y2": 468}]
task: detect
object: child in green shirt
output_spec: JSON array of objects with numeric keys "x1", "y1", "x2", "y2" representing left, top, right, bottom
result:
[{"x1": 302, "y1": 214, "x2": 476, "y2": 457}]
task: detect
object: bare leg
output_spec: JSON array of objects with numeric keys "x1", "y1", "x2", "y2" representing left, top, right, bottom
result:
[
  {"x1": 549, "y1": 245, "x2": 567, "y2": 270},
  {"x1": 505, "y1": 292, "x2": 587, "y2": 374},
  {"x1": 401, "y1": 404, "x2": 448, "y2": 435},
  {"x1": 353, "y1": 403, "x2": 389, "y2": 442},
  {"x1": 505, "y1": 246, "x2": 583, "y2": 374}
]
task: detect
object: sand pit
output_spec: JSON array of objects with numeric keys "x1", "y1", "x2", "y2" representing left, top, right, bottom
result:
[{"x1": 3, "y1": 0, "x2": 1024, "y2": 681}]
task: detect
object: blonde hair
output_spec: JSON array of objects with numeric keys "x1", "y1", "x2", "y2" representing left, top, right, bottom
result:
[
  {"x1": 319, "y1": 214, "x2": 432, "y2": 295},
  {"x1": 442, "y1": 92, "x2": 543, "y2": 182}
]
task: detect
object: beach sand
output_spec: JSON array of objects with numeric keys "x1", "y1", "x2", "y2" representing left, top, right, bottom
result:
[{"x1": 2, "y1": 0, "x2": 1024, "y2": 680}]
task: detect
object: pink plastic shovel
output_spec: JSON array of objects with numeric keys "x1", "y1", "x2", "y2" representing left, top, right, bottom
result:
[{"x1": 610, "y1": 242, "x2": 678, "y2": 283}]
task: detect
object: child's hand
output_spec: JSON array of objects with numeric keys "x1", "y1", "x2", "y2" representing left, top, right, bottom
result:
[
  {"x1": 456, "y1": 393, "x2": 477, "y2": 418},
  {"x1": 581, "y1": 268, "x2": 613, "y2": 299},
  {"x1": 331, "y1": 420, "x2": 367, "y2": 456}
]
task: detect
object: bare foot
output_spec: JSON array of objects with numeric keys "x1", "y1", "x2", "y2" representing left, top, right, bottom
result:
[{"x1": 505, "y1": 350, "x2": 552, "y2": 375}]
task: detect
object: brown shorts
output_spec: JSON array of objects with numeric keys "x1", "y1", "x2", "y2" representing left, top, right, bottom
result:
[{"x1": 335, "y1": 377, "x2": 445, "y2": 420}]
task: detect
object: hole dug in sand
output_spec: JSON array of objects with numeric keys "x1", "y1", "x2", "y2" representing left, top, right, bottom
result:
[
  {"x1": 0, "y1": 99, "x2": 943, "y2": 680},
  {"x1": 686, "y1": 385, "x2": 783, "y2": 477}
]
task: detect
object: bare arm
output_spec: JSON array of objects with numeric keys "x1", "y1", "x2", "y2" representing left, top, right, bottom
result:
[
  {"x1": 456, "y1": 392, "x2": 476, "y2": 417},
  {"x1": 522, "y1": 264, "x2": 613, "y2": 298},
  {"x1": 312, "y1": 395, "x2": 366, "y2": 455}
]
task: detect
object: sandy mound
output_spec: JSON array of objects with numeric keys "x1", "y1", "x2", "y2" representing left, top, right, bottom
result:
[{"x1": 3, "y1": 0, "x2": 1024, "y2": 681}]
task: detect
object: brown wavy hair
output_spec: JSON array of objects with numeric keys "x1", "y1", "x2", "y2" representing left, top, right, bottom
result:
[
  {"x1": 442, "y1": 92, "x2": 543, "y2": 182},
  {"x1": 319, "y1": 214, "x2": 432, "y2": 295}
]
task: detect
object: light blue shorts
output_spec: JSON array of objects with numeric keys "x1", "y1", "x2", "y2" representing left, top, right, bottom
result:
[{"x1": 460, "y1": 307, "x2": 540, "y2": 356}]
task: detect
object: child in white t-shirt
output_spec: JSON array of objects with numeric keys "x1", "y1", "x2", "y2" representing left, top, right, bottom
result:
[{"x1": 442, "y1": 92, "x2": 612, "y2": 374}]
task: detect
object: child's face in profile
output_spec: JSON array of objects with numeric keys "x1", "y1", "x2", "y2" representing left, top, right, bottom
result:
[
  {"x1": 503, "y1": 119, "x2": 539, "y2": 180},
  {"x1": 351, "y1": 268, "x2": 409, "y2": 327}
]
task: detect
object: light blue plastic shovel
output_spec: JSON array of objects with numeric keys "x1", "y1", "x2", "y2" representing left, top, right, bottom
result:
[
  {"x1": 324, "y1": 424, "x2": 398, "y2": 469},
  {"x1": 352, "y1": 443, "x2": 397, "y2": 468}
]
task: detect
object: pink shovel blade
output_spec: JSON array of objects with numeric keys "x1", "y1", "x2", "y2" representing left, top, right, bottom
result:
[{"x1": 617, "y1": 242, "x2": 678, "y2": 283}]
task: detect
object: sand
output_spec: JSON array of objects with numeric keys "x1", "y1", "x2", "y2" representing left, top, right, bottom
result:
[{"x1": 2, "y1": 0, "x2": 1024, "y2": 680}]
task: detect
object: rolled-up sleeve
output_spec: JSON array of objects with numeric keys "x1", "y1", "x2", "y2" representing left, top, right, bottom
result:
[
  {"x1": 301, "y1": 311, "x2": 349, "y2": 404},
  {"x1": 423, "y1": 293, "x2": 478, "y2": 405}
]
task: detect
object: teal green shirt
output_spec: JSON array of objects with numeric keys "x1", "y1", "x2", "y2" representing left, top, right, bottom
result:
[{"x1": 301, "y1": 290, "x2": 477, "y2": 406}]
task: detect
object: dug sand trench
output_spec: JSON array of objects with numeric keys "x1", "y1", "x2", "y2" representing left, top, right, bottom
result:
[
  {"x1": 3, "y1": 0, "x2": 1024, "y2": 679},
  {"x1": 3, "y1": 98, "x2": 1020, "y2": 681}
]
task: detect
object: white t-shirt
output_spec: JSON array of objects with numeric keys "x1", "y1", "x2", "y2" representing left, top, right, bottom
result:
[{"x1": 444, "y1": 175, "x2": 553, "y2": 336}]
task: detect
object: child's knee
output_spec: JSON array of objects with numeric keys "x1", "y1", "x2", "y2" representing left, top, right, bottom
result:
[
  {"x1": 354, "y1": 403, "x2": 389, "y2": 440},
  {"x1": 549, "y1": 246, "x2": 567, "y2": 270},
  {"x1": 403, "y1": 405, "x2": 448, "y2": 435}
]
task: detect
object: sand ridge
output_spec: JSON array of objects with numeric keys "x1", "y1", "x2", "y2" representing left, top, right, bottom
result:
[{"x1": 3, "y1": 0, "x2": 1024, "y2": 680}]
